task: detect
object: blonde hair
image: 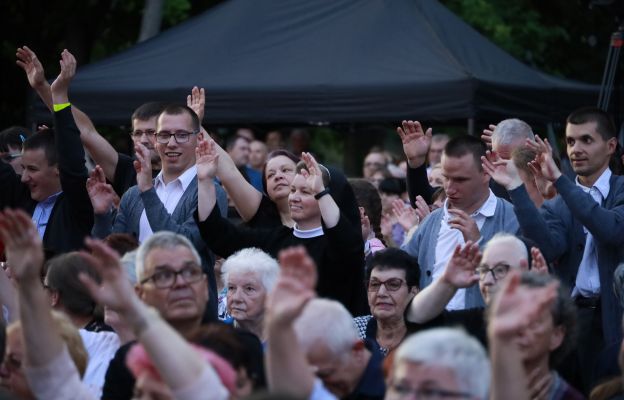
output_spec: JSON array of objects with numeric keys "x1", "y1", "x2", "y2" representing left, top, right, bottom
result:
[{"x1": 9, "y1": 311, "x2": 88, "y2": 378}]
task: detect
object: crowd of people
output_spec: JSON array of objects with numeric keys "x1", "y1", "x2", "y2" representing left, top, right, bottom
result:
[{"x1": 0, "y1": 45, "x2": 622, "y2": 400}]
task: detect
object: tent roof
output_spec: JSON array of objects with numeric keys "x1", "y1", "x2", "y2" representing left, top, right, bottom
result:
[{"x1": 37, "y1": 0, "x2": 598, "y2": 125}]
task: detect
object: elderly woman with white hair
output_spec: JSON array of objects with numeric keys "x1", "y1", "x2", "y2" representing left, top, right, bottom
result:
[{"x1": 222, "y1": 248, "x2": 279, "y2": 342}]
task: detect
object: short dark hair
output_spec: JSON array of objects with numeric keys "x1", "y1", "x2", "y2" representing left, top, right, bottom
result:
[
  {"x1": 0, "y1": 126, "x2": 30, "y2": 152},
  {"x1": 349, "y1": 178, "x2": 383, "y2": 243},
  {"x1": 567, "y1": 107, "x2": 616, "y2": 141},
  {"x1": 131, "y1": 102, "x2": 169, "y2": 122},
  {"x1": 103, "y1": 233, "x2": 139, "y2": 257},
  {"x1": 23, "y1": 129, "x2": 57, "y2": 166},
  {"x1": 158, "y1": 104, "x2": 200, "y2": 133},
  {"x1": 366, "y1": 248, "x2": 420, "y2": 290},
  {"x1": 45, "y1": 252, "x2": 101, "y2": 317},
  {"x1": 225, "y1": 134, "x2": 250, "y2": 151},
  {"x1": 444, "y1": 135, "x2": 487, "y2": 171}
]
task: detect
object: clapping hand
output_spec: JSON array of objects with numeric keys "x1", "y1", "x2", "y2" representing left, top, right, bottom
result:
[
  {"x1": 87, "y1": 165, "x2": 116, "y2": 215},
  {"x1": 488, "y1": 270, "x2": 558, "y2": 339},
  {"x1": 300, "y1": 152, "x2": 325, "y2": 196},
  {"x1": 441, "y1": 241, "x2": 481, "y2": 289},
  {"x1": 266, "y1": 247, "x2": 317, "y2": 327},
  {"x1": 481, "y1": 124, "x2": 497, "y2": 149},
  {"x1": 530, "y1": 247, "x2": 549, "y2": 275},
  {"x1": 16, "y1": 46, "x2": 48, "y2": 89},
  {"x1": 50, "y1": 49, "x2": 76, "y2": 103},
  {"x1": 195, "y1": 137, "x2": 219, "y2": 181},
  {"x1": 396, "y1": 120, "x2": 432, "y2": 168},
  {"x1": 447, "y1": 209, "x2": 480, "y2": 242},
  {"x1": 526, "y1": 136, "x2": 561, "y2": 183},
  {"x1": 392, "y1": 199, "x2": 419, "y2": 231},
  {"x1": 0, "y1": 209, "x2": 44, "y2": 285},
  {"x1": 134, "y1": 143, "x2": 154, "y2": 192},
  {"x1": 187, "y1": 86, "x2": 205, "y2": 123},
  {"x1": 481, "y1": 150, "x2": 523, "y2": 190}
]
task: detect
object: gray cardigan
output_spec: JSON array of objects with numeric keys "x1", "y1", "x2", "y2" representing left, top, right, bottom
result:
[
  {"x1": 92, "y1": 177, "x2": 227, "y2": 319},
  {"x1": 402, "y1": 197, "x2": 520, "y2": 309},
  {"x1": 509, "y1": 174, "x2": 624, "y2": 345}
]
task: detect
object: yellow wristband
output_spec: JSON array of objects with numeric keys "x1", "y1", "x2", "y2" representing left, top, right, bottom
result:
[{"x1": 53, "y1": 103, "x2": 71, "y2": 112}]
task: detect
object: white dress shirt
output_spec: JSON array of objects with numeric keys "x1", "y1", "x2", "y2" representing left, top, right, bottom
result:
[
  {"x1": 572, "y1": 168, "x2": 611, "y2": 298},
  {"x1": 433, "y1": 190, "x2": 497, "y2": 310},
  {"x1": 139, "y1": 166, "x2": 197, "y2": 243}
]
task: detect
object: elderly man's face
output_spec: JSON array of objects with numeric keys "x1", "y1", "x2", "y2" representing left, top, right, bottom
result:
[
  {"x1": 137, "y1": 245, "x2": 208, "y2": 325},
  {"x1": 226, "y1": 270, "x2": 267, "y2": 325},
  {"x1": 386, "y1": 360, "x2": 471, "y2": 400},
  {"x1": 307, "y1": 342, "x2": 365, "y2": 398}
]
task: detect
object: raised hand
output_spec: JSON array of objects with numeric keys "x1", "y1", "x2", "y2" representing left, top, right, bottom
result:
[
  {"x1": 50, "y1": 49, "x2": 77, "y2": 103},
  {"x1": 526, "y1": 135, "x2": 561, "y2": 183},
  {"x1": 79, "y1": 238, "x2": 138, "y2": 315},
  {"x1": 481, "y1": 150, "x2": 523, "y2": 190},
  {"x1": 266, "y1": 246, "x2": 317, "y2": 327},
  {"x1": 488, "y1": 270, "x2": 558, "y2": 339},
  {"x1": 0, "y1": 209, "x2": 44, "y2": 285},
  {"x1": 195, "y1": 137, "x2": 219, "y2": 181},
  {"x1": 300, "y1": 152, "x2": 325, "y2": 195},
  {"x1": 441, "y1": 241, "x2": 481, "y2": 288},
  {"x1": 396, "y1": 120, "x2": 432, "y2": 168},
  {"x1": 87, "y1": 165, "x2": 116, "y2": 214},
  {"x1": 359, "y1": 207, "x2": 372, "y2": 241},
  {"x1": 447, "y1": 209, "x2": 480, "y2": 242},
  {"x1": 392, "y1": 199, "x2": 419, "y2": 231},
  {"x1": 481, "y1": 124, "x2": 497, "y2": 149},
  {"x1": 16, "y1": 46, "x2": 47, "y2": 89},
  {"x1": 414, "y1": 195, "x2": 431, "y2": 222},
  {"x1": 530, "y1": 247, "x2": 549, "y2": 275},
  {"x1": 134, "y1": 143, "x2": 154, "y2": 192},
  {"x1": 186, "y1": 86, "x2": 205, "y2": 123}
]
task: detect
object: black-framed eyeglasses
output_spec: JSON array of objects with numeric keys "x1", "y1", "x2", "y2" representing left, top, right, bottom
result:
[
  {"x1": 155, "y1": 130, "x2": 198, "y2": 144},
  {"x1": 140, "y1": 264, "x2": 204, "y2": 289},
  {"x1": 476, "y1": 263, "x2": 510, "y2": 282},
  {"x1": 129, "y1": 129, "x2": 156, "y2": 139},
  {"x1": 389, "y1": 383, "x2": 473, "y2": 399},
  {"x1": 367, "y1": 278, "x2": 406, "y2": 292}
]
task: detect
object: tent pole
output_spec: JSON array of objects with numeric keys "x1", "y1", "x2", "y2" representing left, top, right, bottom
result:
[{"x1": 467, "y1": 118, "x2": 475, "y2": 136}]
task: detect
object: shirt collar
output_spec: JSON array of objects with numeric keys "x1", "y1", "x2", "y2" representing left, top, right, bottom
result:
[
  {"x1": 154, "y1": 165, "x2": 197, "y2": 190},
  {"x1": 575, "y1": 167, "x2": 611, "y2": 199},
  {"x1": 292, "y1": 225, "x2": 324, "y2": 239},
  {"x1": 39, "y1": 191, "x2": 62, "y2": 206},
  {"x1": 442, "y1": 189, "x2": 497, "y2": 220}
]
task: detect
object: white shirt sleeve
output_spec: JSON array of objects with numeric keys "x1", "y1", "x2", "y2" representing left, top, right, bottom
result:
[
  {"x1": 309, "y1": 379, "x2": 338, "y2": 400},
  {"x1": 24, "y1": 346, "x2": 97, "y2": 400}
]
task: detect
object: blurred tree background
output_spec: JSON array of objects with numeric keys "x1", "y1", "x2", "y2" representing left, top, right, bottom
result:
[{"x1": 1, "y1": 0, "x2": 621, "y2": 134}]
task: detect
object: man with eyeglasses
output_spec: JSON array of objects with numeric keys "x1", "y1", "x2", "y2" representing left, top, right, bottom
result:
[
  {"x1": 101, "y1": 231, "x2": 209, "y2": 399},
  {"x1": 0, "y1": 126, "x2": 29, "y2": 175},
  {"x1": 92, "y1": 104, "x2": 227, "y2": 322}
]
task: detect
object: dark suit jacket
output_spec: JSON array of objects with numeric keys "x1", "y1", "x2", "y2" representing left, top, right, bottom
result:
[
  {"x1": 510, "y1": 173, "x2": 624, "y2": 345},
  {"x1": 0, "y1": 107, "x2": 93, "y2": 256}
]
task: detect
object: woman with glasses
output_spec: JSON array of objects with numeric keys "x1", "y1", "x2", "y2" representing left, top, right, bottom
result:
[{"x1": 353, "y1": 248, "x2": 420, "y2": 356}]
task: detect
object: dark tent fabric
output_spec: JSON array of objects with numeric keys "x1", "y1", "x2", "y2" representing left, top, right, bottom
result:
[{"x1": 34, "y1": 0, "x2": 599, "y2": 125}]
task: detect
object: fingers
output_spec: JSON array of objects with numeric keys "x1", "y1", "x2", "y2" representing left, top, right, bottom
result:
[
  {"x1": 84, "y1": 237, "x2": 121, "y2": 269},
  {"x1": 301, "y1": 152, "x2": 320, "y2": 175},
  {"x1": 425, "y1": 127, "x2": 432, "y2": 137}
]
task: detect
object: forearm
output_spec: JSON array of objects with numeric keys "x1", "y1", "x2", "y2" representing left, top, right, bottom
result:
[
  {"x1": 489, "y1": 337, "x2": 529, "y2": 400},
  {"x1": 266, "y1": 323, "x2": 315, "y2": 397},
  {"x1": 318, "y1": 194, "x2": 340, "y2": 228},
  {"x1": 34, "y1": 82, "x2": 54, "y2": 110},
  {"x1": 197, "y1": 178, "x2": 217, "y2": 221},
  {"x1": 124, "y1": 301, "x2": 214, "y2": 391},
  {"x1": 406, "y1": 277, "x2": 457, "y2": 323},
  {"x1": 215, "y1": 146, "x2": 262, "y2": 221},
  {"x1": 73, "y1": 106, "x2": 119, "y2": 182},
  {"x1": 406, "y1": 164, "x2": 434, "y2": 206},
  {"x1": 18, "y1": 282, "x2": 65, "y2": 368}
]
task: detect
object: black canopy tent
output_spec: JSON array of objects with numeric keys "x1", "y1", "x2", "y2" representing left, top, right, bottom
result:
[{"x1": 33, "y1": 0, "x2": 599, "y2": 125}]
